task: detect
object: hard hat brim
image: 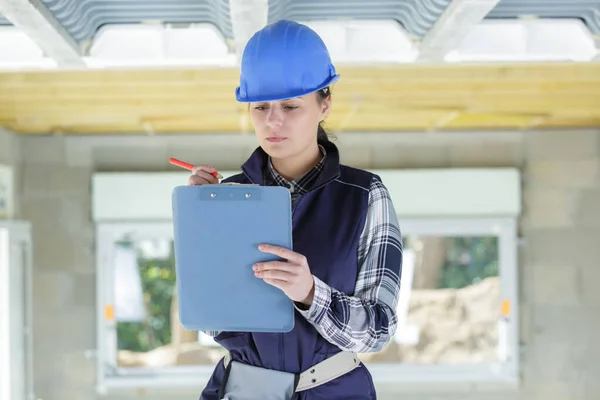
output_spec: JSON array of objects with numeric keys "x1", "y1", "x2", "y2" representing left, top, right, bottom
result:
[{"x1": 235, "y1": 74, "x2": 340, "y2": 103}]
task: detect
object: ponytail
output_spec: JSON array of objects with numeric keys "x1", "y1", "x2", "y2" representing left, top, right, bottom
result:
[{"x1": 317, "y1": 124, "x2": 329, "y2": 142}]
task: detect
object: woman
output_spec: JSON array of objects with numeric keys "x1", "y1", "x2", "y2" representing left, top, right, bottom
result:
[{"x1": 188, "y1": 19, "x2": 403, "y2": 400}]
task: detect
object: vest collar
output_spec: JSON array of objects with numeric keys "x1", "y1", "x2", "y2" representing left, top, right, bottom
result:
[{"x1": 241, "y1": 140, "x2": 341, "y2": 190}]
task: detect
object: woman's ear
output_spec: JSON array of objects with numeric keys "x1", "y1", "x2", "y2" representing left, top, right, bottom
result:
[{"x1": 319, "y1": 95, "x2": 332, "y2": 121}]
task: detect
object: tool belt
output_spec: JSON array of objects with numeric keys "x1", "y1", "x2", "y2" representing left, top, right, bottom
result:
[{"x1": 219, "y1": 350, "x2": 360, "y2": 400}]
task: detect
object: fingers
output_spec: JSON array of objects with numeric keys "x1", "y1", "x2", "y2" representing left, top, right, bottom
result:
[
  {"x1": 191, "y1": 164, "x2": 217, "y2": 175},
  {"x1": 258, "y1": 244, "x2": 306, "y2": 265},
  {"x1": 262, "y1": 278, "x2": 290, "y2": 290},
  {"x1": 254, "y1": 261, "x2": 297, "y2": 274},
  {"x1": 255, "y1": 269, "x2": 295, "y2": 281},
  {"x1": 188, "y1": 174, "x2": 213, "y2": 186},
  {"x1": 196, "y1": 169, "x2": 219, "y2": 184},
  {"x1": 191, "y1": 165, "x2": 222, "y2": 179},
  {"x1": 188, "y1": 166, "x2": 219, "y2": 185}
]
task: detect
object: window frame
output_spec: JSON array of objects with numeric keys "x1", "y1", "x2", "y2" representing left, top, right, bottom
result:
[
  {"x1": 95, "y1": 216, "x2": 519, "y2": 393},
  {"x1": 0, "y1": 221, "x2": 34, "y2": 400}
]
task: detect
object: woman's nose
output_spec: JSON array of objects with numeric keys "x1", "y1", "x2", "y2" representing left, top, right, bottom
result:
[{"x1": 266, "y1": 107, "x2": 283, "y2": 128}]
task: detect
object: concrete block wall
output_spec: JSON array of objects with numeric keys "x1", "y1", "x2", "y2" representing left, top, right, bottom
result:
[
  {"x1": 16, "y1": 134, "x2": 97, "y2": 400},
  {"x1": 518, "y1": 130, "x2": 600, "y2": 400},
  {"x1": 2, "y1": 128, "x2": 599, "y2": 400},
  {"x1": 0, "y1": 127, "x2": 21, "y2": 165}
]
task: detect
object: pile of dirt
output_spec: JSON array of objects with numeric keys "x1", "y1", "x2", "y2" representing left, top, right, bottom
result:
[
  {"x1": 117, "y1": 276, "x2": 500, "y2": 367},
  {"x1": 360, "y1": 276, "x2": 500, "y2": 364}
]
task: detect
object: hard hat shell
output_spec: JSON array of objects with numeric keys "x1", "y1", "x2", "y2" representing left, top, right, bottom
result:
[{"x1": 235, "y1": 20, "x2": 340, "y2": 103}]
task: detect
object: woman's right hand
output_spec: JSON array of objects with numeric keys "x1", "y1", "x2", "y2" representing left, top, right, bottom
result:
[{"x1": 188, "y1": 165, "x2": 220, "y2": 186}]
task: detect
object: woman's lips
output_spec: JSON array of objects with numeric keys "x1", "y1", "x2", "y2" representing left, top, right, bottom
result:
[{"x1": 266, "y1": 137, "x2": 286, "y2": 143}]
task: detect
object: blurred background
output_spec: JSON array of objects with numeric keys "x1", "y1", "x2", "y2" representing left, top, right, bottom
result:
[{"x1": 0, "y1": 0, "x2": 599, "y2": 399}]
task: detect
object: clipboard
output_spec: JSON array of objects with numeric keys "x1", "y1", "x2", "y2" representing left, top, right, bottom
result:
[{"x1": 171, "y1": 183, "x2": 295, "y2": 333}]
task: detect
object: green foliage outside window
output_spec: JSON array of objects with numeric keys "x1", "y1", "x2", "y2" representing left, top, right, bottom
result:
[
  {"x1": 441, "y1": 237, "x2": 499, "y2": 289},
  {"x1": 116, "y1": 243, "x2": 177, "y2": 353}
]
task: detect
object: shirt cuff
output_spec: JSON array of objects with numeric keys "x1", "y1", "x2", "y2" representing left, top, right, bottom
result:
[{"x1": 294, "y1": 275, "x2": 331, "y2": 324}]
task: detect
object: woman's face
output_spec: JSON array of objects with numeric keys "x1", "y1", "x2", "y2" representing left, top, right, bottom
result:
[{"x1": 249, "y1": 92, "x2": 331, "y2": 160}]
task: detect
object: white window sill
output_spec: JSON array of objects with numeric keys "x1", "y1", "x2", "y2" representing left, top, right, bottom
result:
[
  {"x1": 369, "y1": 363, "x2": 519, "y2": 392},
  {"x1": 98, "y1": 372, "x2": 211, "y2": 395}
]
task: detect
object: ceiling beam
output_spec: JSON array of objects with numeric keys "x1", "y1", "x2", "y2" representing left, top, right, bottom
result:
[
  {"x1": 0, "y1": 0, "x2": 84, "y2": 67},
  {"x1": 416, "y1": 0, "x2": 501, "y2": 63},
  {"x1": 228, "y1": 0, "x2": 269, "y2": 62}
]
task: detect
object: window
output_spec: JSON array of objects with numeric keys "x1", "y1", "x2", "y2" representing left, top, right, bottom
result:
[
  {"x1": 96, "y1": 218, "x2": 519, "y2": 390},
  {"x1": 360, "y1": 218, "x2": 518, "y2": 386},
  {"x1": 367, "y1": 235, "x2": 500, "y2": 364},
  {"x1": 93, "y1": 168, "x2": 521, "y2": 392},
  {"x1": 86, "y1": 23, "x2": 236, "y2": 68},
  {"x1": 296, "y1": 19, "x2": 416, "y2": 63},
  {"x1": 445, "y1": 18, "x2": 598, "y2": 62},
  {"x1": 0, "y1": 27, "x2": 57, "y2": 70}
]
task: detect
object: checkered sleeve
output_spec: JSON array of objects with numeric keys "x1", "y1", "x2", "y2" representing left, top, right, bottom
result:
[{"x1": 295, "y1": 176, "x2": 403, "y2": 353}]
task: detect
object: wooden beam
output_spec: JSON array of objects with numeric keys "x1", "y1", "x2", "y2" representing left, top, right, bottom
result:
[{"x1": 1, "y1": 63, "x2": 599, "y2": 134}]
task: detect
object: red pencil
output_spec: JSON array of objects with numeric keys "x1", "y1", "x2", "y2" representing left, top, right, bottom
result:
[{"x1": 169, "y1": 157, "x2": 222, "y2": 179}]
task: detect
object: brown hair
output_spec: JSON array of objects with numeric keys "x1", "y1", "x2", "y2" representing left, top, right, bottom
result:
[{"x1": 316, "y1": 87, "x2": 332, "y2": 142}]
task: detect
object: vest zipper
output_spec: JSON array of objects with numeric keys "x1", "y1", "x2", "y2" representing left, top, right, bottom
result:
[{"x1": 292, "y1": 198, "x2": 301, "y2": 216}]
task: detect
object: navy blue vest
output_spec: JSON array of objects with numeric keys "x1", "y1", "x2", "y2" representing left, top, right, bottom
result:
[{"x1": 201, "y1": 140, "x2": 378, "y2": 399}]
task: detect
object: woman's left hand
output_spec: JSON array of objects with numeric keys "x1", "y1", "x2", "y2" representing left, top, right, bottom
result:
[{"x1": 253, "y1": 244, "x2": 315, "y2": 307}]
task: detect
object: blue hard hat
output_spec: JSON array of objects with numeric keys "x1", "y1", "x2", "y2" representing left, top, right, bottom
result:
[{"x1": 235, "y1": 20, "x2": 340, "y2": 103}]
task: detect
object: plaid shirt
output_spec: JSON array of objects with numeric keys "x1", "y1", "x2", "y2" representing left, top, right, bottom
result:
[
  {"x1": 263, "y1": 145, "x2": 327, "y2": 207},
  {"x1": 205, "y1": 146, "x2": 402, "y2": 353}
]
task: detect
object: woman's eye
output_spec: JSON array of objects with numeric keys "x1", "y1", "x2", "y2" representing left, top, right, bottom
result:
[
  {"x1": 284, "y1": 106, "x2": 298, "y2": 110},
  {"x1": 254, "y1": 106, "x2": 266, "y2": 111}
]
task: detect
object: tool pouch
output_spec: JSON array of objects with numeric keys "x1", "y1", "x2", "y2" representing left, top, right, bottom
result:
[{"x1": 219, "y1": 359, "x2": 299, "y2": 400}]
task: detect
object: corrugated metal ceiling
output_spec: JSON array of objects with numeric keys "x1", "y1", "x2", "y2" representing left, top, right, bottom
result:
[
  {"x1": 0, "y1": 0, "x2": 234, "y2": 42},
  {"x1": 267, "y1": 0, "x2": 452, "y2": 38},
  {"x1": 1, "y1": 0, "x2": 599, "y2": 43},
  {"x1": 488, "y1": 0, "x2": 600, "y2": 33}
]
